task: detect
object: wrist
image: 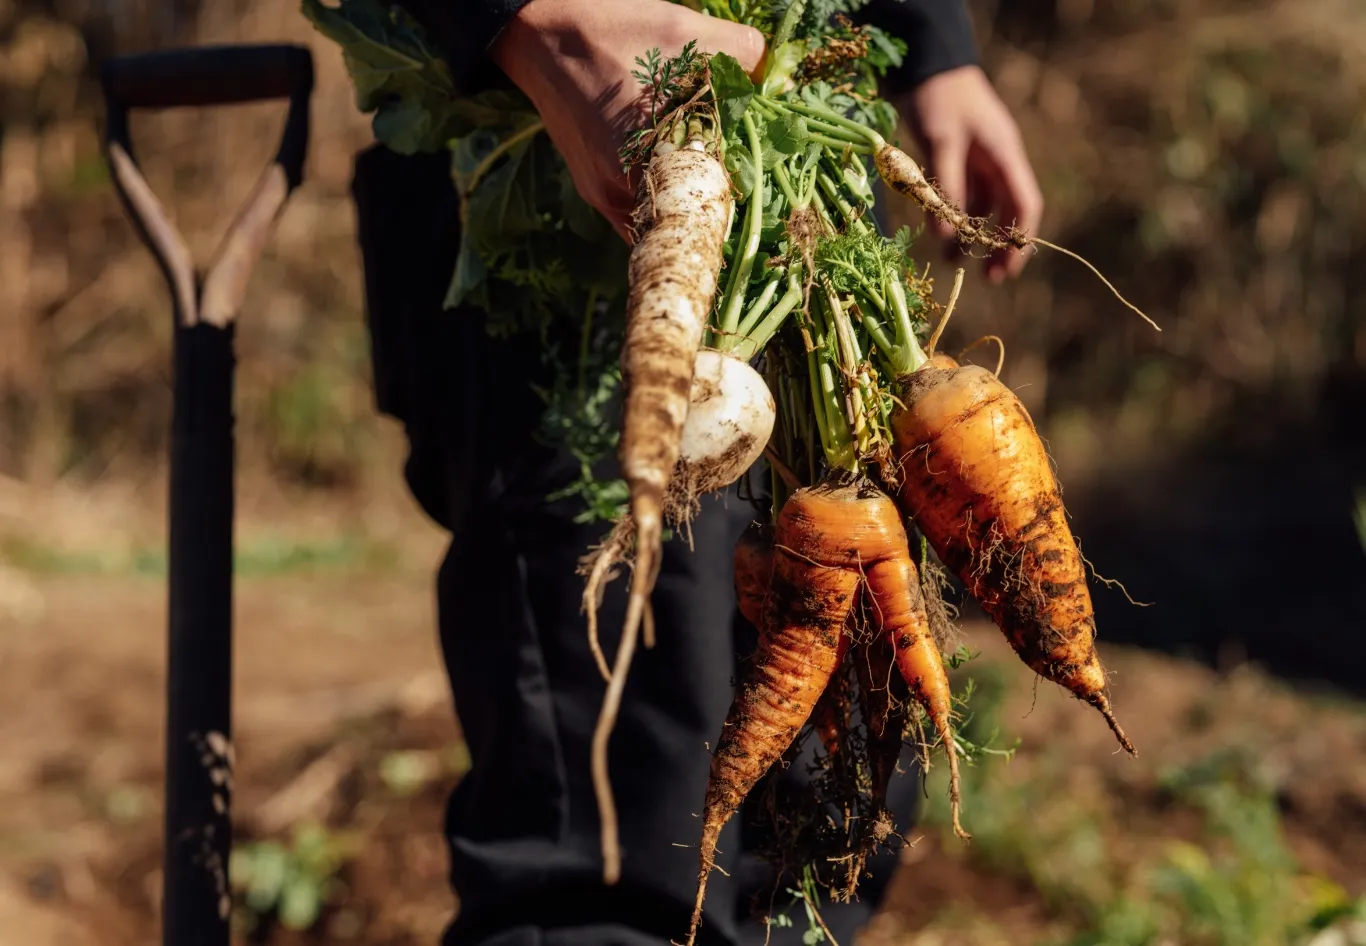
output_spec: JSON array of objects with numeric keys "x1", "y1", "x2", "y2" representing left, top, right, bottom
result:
[
  {"x1": 490, "y1": 0, "x2": 552, "y2": 92},
  {"x1": 491, "y1": 0, "x2": 604, "y2": 93}
]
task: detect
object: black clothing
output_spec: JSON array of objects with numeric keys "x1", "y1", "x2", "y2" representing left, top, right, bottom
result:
[
  {"x1": 351, "y1": 5, "x2": 980, "y2": 942},
  {"x1": 352, "y1": 146, "x2": 925, "y2": 945},
  {"x1": 393, "y1": 0, "x2": 980, "y2": 99}
]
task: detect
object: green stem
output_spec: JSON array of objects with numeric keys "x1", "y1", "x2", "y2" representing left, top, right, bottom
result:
[
  {"x1": 818, "y1": 172, "x2": 868, "y2": 233},
  {"x1": 773, "y1": 162, "x2": 801, "y2": 208},
  {"x1": 884, "y1": 274, "x2": 927, "y2": 374},
  {"x1": 823, "y1": 283, "x2": 876, "y2": 456},
  {"x1": 808, "y1": 132, "x2": 873, "y2": 153},
  {"x1": 808, "y1": 184, "x2": 839, "y2": 233},
  {"x1": 805, "y1": 341, "x2": 835, "y2": 468},
  {"x1": 718, "y1": 112, "x2": 766, "y2": 335},
  {"x1": 812, "y1": 298, "x2": 856, "y2": 471},
  {"x1": 461, "y1": 120, "x2": 545, "y2": 199},
  {"x1": 818, "y1": 353, "x2": 856, "y2": 471},
  {"x1": 781, "y1": 97, "x2": 886, "y2": 150},
  {"x1": 850, "y1": 294, "x2": 896, "y2": 359},
  {"x1": 756, "y1": 95, "x2": 874, "y2": 147},
  {"x1": 736, "y1": 270, "x2": 782, "y2": 335},
  {"x1": 733, "y1": 274, "x2": 802, "y2": 360}
]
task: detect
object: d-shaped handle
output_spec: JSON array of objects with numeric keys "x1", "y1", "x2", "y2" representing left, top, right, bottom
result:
[{"x1": 101, "y1": 44, "x2": 313, "y2": 327}]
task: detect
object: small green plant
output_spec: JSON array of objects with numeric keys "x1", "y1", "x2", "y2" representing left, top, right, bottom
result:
[
  {"x1": 1062, "y1": 746, "x2": 1366, "y2": 946},
  {"x1": 229, "y1": 823, "x2": 360, "y2": 935},
  {"x1": 766, "y1": 865, "x2": 839, "y2": 945}
]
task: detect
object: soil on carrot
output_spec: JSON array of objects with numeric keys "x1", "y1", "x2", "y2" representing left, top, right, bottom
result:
[{"x1": 2, "y1": 538, "x2": 1363, "y2": 945}]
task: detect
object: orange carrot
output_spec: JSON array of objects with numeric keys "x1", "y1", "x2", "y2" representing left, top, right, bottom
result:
[
  {"x1": 688, "y1": 483, "x2": 860, "y2": 945},
  {"x1": 810, "y1": 637, "x2": 850, "y2": 758},
  {"x1": 865, "y1": 552, "x2": 966, "y2": 839},
  {"x1": 688, "y1": 477, "x2": 963, "y2": 944},
  {"x1": 732, "y1": 520, "x2": 773, "y2": 628},
  {"x1": 733, "y1": 518, "x2": 848, "y2": 758},
  {"x1": 891, "y1": 364, "x2": 1134, "y2": 754},
  {"x1": 852, "y1": 631, "x2": 906, "y2": 821}
]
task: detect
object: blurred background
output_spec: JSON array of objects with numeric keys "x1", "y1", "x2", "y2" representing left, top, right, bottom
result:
[{"x1": 0, "y1": 0, "x2": 1363, "y2": 943}]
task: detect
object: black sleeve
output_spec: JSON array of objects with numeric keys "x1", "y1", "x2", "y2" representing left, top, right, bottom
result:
[
  {"x1": 393, "y1": 0, "x2": 978, "y2": 96},
  {"x1": 390, "y1": 0, "x2": 533, "y2": 92},
  {"x1": 859, "y1": 0, "x2": 981, "y2": 94}
]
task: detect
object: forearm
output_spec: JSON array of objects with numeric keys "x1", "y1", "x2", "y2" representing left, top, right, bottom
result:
[
  {"x1": 395, "y1": 0, "x2": 978, "y2": 95},
  {"x1": 859, "y1": 0, "x2": 980, "y2": 93}
]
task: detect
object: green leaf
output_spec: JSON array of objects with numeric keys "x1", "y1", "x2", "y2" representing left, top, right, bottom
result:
[
  {"x1": 278, "y1": 874, "x2": 324, "y2": 931},
  {"x1": 450, "y1": 129, "x2": 501, "y2": 194},
  {"x1": 371, "y1": 97, "x2": 439, "y2": 155},
  {"x1": 709, "y1": 51, "x2": 755, "y2": 134},
  {"x1": 724, "y1": 142, "x2": 760, "y2": 200},
  {"x1": 464, "y1": 136, "x2": 541, "y2": 250},
  {"x1": 444, "y1": 235, "x2": 488, "y2": 310},
  {"x1": 446, "y1": 89, "x2": 539, "y2": 136},
  {"x1": 766, "y1": 114, "x2": 809, "y2": 155},
  {"x1": 760, "y1": 40, "x2": 807, "y2": 96},
  {"x1": 560, "y1": 169, "x2": 606, "y2": 242},
  {"x1": 863, "y1": 25, "x2": 907, "y2": 73}
]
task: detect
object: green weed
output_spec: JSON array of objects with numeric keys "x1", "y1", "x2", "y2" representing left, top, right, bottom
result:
[{"x1": 229, "y1": 823, "x2": 361, "y2": 935}]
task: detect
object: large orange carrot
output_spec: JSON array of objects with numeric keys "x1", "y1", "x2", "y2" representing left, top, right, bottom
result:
[{"x1": 891, "y1": 364, "x2": 1135, "y2": 754}]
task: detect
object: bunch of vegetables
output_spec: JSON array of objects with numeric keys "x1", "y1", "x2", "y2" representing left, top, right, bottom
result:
[{"x1": 307, "y1": 0, "x2": 1157, "y2": 939}]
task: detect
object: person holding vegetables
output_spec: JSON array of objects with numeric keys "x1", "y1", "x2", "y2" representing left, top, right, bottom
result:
[{"x1": 346, "y1": 1, "x2": 1043, "y2": 944}]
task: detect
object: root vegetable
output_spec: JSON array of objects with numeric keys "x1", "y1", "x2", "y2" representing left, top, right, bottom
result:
[
  {"x1": 733, "y1": 518, "x2": 845, "y2": 758},
  {"x1": 591, "y1": 141, "x2": 732, "y2": 888},
  {"x1": 852, "y1": 631, "x2": 906, "y2": 824},
  {"x1": 732, "y1": 520, "x2": 774, "y2": 628},
  {"x1": 618, "y1": 143, "x2": 733, "y2": 647},
  {"x1": 679, "y1": 349, "x2": 776, "y2": 500},
  {"x1": 688, "y1": 481, "x2": 865, "y2": 945},
  {"x1": 866, "y1": 552, "x2": 966, "y2": 839},
  {"x1": 688, "y1": 476, "x2": 963, "y2": 943},
  {"x1": 890, "y1": 364, "x2": 1135, "y2": 755}
]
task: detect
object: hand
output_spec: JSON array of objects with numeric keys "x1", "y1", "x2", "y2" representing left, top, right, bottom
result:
[
  {"x1": 898, "y1": 65, "x2": 1044, "y2": 283},
  {"x1": 491, "y1": 0, "x2": 765, "y2": 243}
]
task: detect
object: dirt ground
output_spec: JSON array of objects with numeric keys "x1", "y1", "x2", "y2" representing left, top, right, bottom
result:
[{"x1": 2, "y1": 500, "x2": 1363, "y2": 946}]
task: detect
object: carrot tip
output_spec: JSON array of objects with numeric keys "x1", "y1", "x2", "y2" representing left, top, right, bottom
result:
[{"x1": 1096, "y1": 700, "x2": 1137, "y2": 756}]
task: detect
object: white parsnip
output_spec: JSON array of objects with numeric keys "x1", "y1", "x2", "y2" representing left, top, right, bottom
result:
[
  {"x1": 618, "y1": 142, "x2": 733, "y2": 641},
  {"x1": 592, "y1": 141, "x2": 734, "y2": 887}
]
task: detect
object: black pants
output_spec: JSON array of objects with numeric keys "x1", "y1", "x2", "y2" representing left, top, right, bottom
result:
[{"x1": 351, "y1": 145, "x2": 923, "y2": 946}]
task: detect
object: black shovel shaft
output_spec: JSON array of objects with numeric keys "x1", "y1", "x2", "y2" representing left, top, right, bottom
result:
[
  {"x1": 164, "y1": 323, "x2": 237, "y2": 942},
  {"x1": 98, "y1": 42, "x2": 312, "y2": 946}
]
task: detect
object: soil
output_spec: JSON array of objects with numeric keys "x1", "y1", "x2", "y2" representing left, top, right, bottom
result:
[{"x1": 2, "y1": 551, "x2": 1363, "y2": 946}]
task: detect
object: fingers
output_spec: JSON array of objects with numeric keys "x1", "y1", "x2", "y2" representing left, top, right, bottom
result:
[
  {"x1": 691, "y1": 17, "x2": 766, "y2": 74},
  {"x1": 925, "y1": 134, "x2": 970, "y2": 243},
  {"x1": 597, "y1": 183, "x2": 637, "y2": 246},
  {"x1": 983, "y1": 134, "x2": 1045, "y2": 282}
]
